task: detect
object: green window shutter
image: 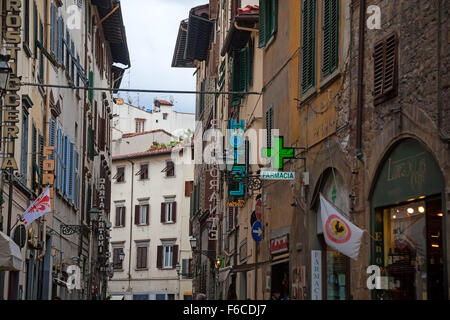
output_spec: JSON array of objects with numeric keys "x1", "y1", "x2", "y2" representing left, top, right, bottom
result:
[
  {"x1": 238, "y1": 47, "x2": 248, "y2": 92},
  {"x1": 271, "y1": 0, "x2": 278, "y2": 37},
  {"x1": 231, "y1": 51, "x2": 242, "y2": 106},
  {"x1": 258, "y1": 0, "x2": 266, "y2": 47},
  {"x1": 302, "y1": 0, "x2": 316, "y2": 93},
  {"x1": 322, "y1": 0, "x2": 339, "y2": 77},
  {"x1": 88, "y1": 126, "x2": 94, "y2": 160},
  {"x1": 87, "y1": 185, "x2": 92, "y2": 224},
  {"x1": 247, "y1": 39, "x2": 254, "y2": 87},
  {"x1": 33, "y1": 1, "x2": 38, "y2": 56},
  {"x1": 89, "y1": 71, "x2": 94, "y2": 104}
]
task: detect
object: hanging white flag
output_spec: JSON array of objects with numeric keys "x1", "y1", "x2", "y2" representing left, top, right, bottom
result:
[
  {"x1": 22, "y1": 188, "x2": 52, "y2": 225},
  {"x1": 320, "y1": 193, "x2": 364, "y2": 260}
]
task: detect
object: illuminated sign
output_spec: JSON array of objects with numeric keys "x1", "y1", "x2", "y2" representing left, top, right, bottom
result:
[
  {"x1": 261, "y1": 136, "x2": 295, "y2": 170},
  {"x1": 228, "y1": 119, "x2": 245, "y2": 197},
  {"x1": 260, "y1": 171, "x2": 295, "y2": 180},
  {"x1": 228, "y1": 199, "x2": 245, "y2": 208},
  {"x1": 1, "y1": 0, "x2": 22, "y2": 170}
]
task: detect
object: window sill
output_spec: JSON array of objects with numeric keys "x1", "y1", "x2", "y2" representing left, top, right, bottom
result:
[
  {"x1": 114, "y1": 225, "x2": 125, "y2": 229},
  {"x1": 135, "y1": 268, "x2": 149, "y2": 272},
  {"x1": 264, "y1": 34, "x2": 276, "y2": 52},
  {"x1": 137, "y1": 224, "x2": 149, "y2": 227},
  {"x1": 319, "y1": 70, "x2": 341, "y2": 91},
  {"x1": 163, "y1": 222, "x2": 176, "y2": 225}
]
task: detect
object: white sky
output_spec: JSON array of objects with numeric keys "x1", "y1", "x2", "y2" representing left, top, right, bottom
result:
[{"x1": 118, "y1": 0, "x2": 207, "y2": 113}]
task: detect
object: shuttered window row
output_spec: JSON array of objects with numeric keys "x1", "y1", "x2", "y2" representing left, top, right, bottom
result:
[
  {"x1": 258, "y1": 0, "x2": 278, "y2": 48},
  {"x1": 54, "y1": 123, "x2": 80, "y2": 208}
]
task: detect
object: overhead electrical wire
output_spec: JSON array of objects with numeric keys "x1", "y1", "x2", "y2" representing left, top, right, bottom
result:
[{"x1": 20, "y1": 82, "x2": 262, "y2": 96}]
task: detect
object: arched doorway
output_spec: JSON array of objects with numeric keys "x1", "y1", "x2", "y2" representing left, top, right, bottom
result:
[
  {"x1": 370, "y1": 138, "x2": 446, "y2": 300},
  {"x1": 311, "y1": 168, "x2": 351, "y2": 300}
]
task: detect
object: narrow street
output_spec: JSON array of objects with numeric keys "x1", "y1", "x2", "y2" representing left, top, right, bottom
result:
[{"x1": 0, "y1": 0, "x2": 449, "y2": 308}]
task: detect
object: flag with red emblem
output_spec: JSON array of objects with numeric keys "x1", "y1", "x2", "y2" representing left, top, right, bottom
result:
[
  {"x1": 320, "y1": 193, "x2": 364, "y2": 260},
  {"x1": 22, "y1": 188, "x2": 52, "y2": 225}
]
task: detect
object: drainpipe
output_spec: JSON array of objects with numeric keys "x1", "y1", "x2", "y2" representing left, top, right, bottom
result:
[
  {"x1": 355, "y1": 0, "x2": 366, "y2": 160},
  {"x1": 126, "y1": 160, "x2": 134, "y2": 299},
  {"x1": 436, "y1": 0, "x2": 449, "y2": 143}
]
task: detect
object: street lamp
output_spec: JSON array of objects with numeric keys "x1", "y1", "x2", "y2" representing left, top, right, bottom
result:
[
  {"x1": 89, "y1": 207, "x2": 100, "y2": 223},
  {"x1": 119, "y1": 249, "x2": 125, "y2": 264},
  {"x1": 0, "y1": 54, "x2": 11, "y2": 92},
  {"x1": 189, "y1": 236, "x2": 197, "y2": 251}
]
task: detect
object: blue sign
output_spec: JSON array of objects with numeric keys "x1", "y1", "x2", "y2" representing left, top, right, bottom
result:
[{"x1": 251, "y1": 221, "x2": 263, "y2": 242}]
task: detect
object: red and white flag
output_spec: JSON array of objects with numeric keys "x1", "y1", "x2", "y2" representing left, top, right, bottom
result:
[
  {"x1": 22, "y1": 188, "x2": 52, "y2": 225},
  {"x1": 320, "y1": 193, "x2": 364, "y2": 260}
]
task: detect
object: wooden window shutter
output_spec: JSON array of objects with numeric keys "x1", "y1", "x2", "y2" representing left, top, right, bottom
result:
[
  {"x1": 172, "y1": 202, "x2": 177, "y2": 223},
  {"x1": 374, "y1": 33, "x2": 398, "y2": 104},
  {"x1": 157, "y1": 246, "x2": 163, "y2": 269},
  {"x1": 161, "y1": 203, "x2": 166, "y2": 223},
  {"x1": 271, "y1": 0, "x2": 278, "y2": 36},
  {"x1": 238, "y1": 47, "x2": 248, "y2": 93},
  {"x1": 209, "y1": 0, "x2": 218, "y2": 20},
  {"x1": 135, "y1": 205, "x2": 140, "y2": 225},
  {"x1": 172, "y1": 245, "x2": 179, "y2": 269},
  {"x1": 258, "y1": 0, "x2": 266, "y2": 47},
  {"x1": 185, "y1": 181, "x2": 190, "y2": 197},
  {"x1": 145, "y1": 204, "x2": 149, "y2": 225},
  {"x1": 302, "y1": 0, "x2": 316, "y2": 93},
  {"x1": 322, "y1": 0, "x2": 339, "y2": 77},
  {"x1": 122, "y1": 207, "x2": 126, "y2": 227},
  {"x1": 115, "y1": 207, "x2": 120, "y2": 226},
  {"x1": 231, "y1": 50, "x2": 242, "y2": 106}
]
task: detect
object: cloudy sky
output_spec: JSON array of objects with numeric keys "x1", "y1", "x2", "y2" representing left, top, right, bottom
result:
[{"x1": 118, "y1": 0, "x2": 207, "y2": 113}]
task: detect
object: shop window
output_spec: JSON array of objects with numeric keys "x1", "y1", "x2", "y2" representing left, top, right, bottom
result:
[{"x1": 375, "y1": 199, "x2": 444, "y2": 300}]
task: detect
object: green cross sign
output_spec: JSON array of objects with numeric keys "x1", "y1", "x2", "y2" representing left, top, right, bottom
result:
[{"x1": 261, "y1": 136, "x2": 295, "y2": 170}]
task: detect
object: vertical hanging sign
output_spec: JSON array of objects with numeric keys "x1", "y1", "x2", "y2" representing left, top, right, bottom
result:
[
  {"x1": 311, "y1": 250, "x2": 322, "y2": 300},
  {"x1": 228, "y1": 119, "x2": 245, "y2": 197},
  {"x1": 1, "y1": 0, "x2": 22, "y2": 170},
  {"x1": 206, "y1": 120, "x2": 219, "y2": 241}
]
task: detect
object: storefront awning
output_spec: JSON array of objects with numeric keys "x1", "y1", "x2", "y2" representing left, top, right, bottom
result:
[{"x1": 0, "y1": 231, "x2": 23, "y2": 271}]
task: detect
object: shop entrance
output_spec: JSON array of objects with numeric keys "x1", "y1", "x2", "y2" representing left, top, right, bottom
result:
[
  {"x1": 375, "y1": 198, "x2": 444, "y2": 300},
  {"x1": 371, "y1": 138, "x2": 446, "y2": 300},
  {"x1": 270, "y1": 261, "x2": 289, "y2": 300}
]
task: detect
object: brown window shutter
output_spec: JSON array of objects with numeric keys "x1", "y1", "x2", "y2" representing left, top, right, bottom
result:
[
  {"x1": 161, "y1": 203, "x2": 166, "y2": 223},
  {"x1": 172, "y1": 202, "x2": 177, "y2": 223},
  {"x1": 157, "y1": 245, "x2": 163, "y2": 269},
  {"x1": 228, "y1": 206, "x2": 234, "y2": 230},
  {"x1": 115, "y1": 207, "x2": 120, "y2": 226},
  {"x1": 185, "y1": 181, "x2": 190, "y2": 197},
  {"x1": 135, "y1": 205, "x2": 140, "y2": 225},
  {"x1": 374, "y1": 33, "x2": 398, "y2": 104},
  {"x1": 145, "y1": 204, "x2": 150, "y2": 225},
  {"x1": 122, "y1": 207, "x2": 126, "y2": 227},
  {"x1": 172, "y1": 245, "x2": 179, "y2": 268}
]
